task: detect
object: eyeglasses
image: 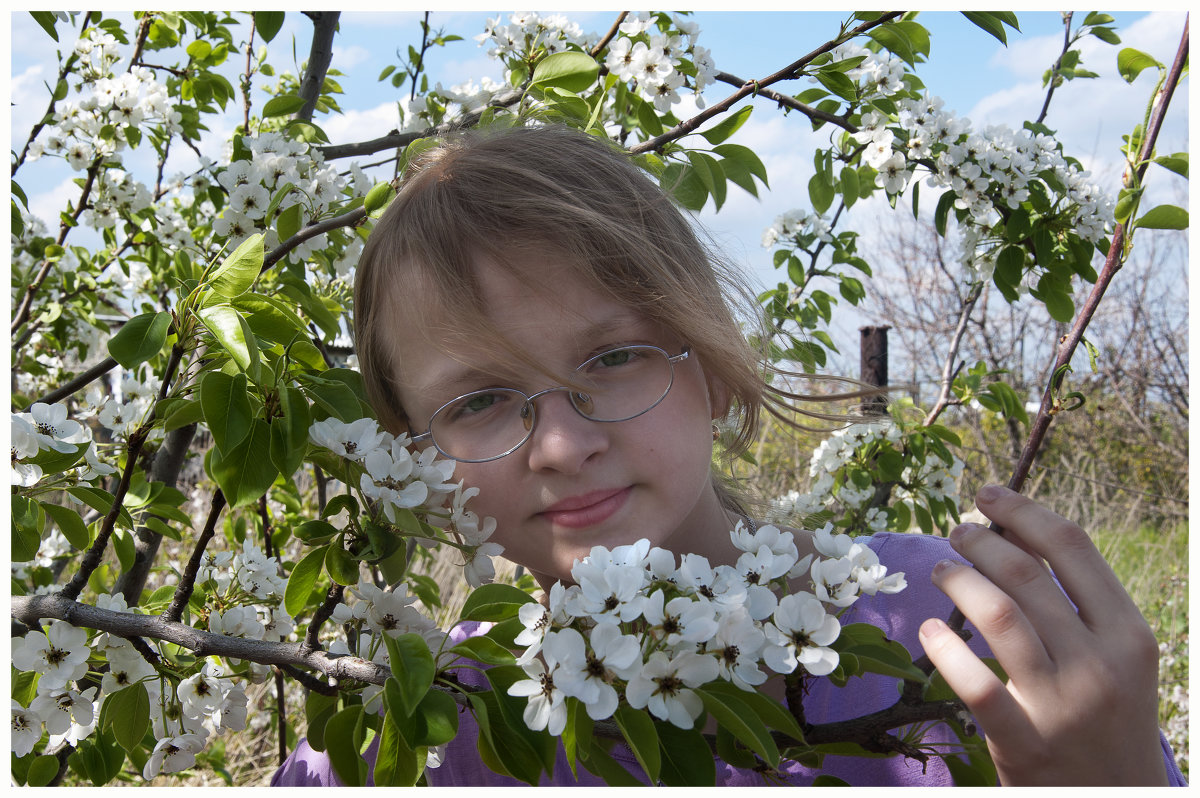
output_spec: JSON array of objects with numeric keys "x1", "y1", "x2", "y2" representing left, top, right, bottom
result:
[{"x1": 411, "y1": 344, "x2": 691, "y2": 463}]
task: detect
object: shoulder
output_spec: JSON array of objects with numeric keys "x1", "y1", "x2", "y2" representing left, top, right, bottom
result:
[{"x1": 865, "y1": 530, "x2": 966, "y2": 569}]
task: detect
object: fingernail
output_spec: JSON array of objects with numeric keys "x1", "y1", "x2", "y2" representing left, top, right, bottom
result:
[
  {"x1": 949, "y1": 523, "x2": 970, "y2": 544},
  {"x1": 932, "y1": 559, "x2": 957, "y2": 578},
  {"x1": 920, "y1": 617, "x2": 948, "y2": 639},
  {"x1": 977, "y1": 484, "x2": 1004, "y2": 503}
]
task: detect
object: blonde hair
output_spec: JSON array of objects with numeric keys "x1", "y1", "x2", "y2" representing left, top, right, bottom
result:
[{"x1": 354, "y1": 123, "x2": 871, "y2": 504}]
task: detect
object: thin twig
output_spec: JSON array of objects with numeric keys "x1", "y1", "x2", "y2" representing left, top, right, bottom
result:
[
  {"x1": 161, "y1": 490, "x2": 228, "y2": 624},
  {"x1": 1036, "y1": 13, "x2": 1075, "y2": 126},
  {"x1": 590, "y1": 11, "x2": 628, "y2": 58}
]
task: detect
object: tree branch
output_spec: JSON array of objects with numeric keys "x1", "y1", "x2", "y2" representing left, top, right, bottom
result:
[
  {"x1": 630, "y1": 12, "x2": 904, "y2": 155},
  {"x1": 922, "y1": 282, "x2": 983, "y2": 426},
  {"x1": 161, "y1": 489, "x2": 228, "y2": 624},
  {"x1": 1035, "y1": 13, "x2": 1074, "y2": 126},
  {"x1": 30, "y1": 356, "x2": 120, "y2": 408},
  {"x1": 296, "y1": 12, "x2": 340, "y2": 123}
]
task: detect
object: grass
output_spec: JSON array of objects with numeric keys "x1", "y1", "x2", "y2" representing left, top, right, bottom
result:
[{"x1": 1092, "y1": 522, "x2": 1189, "y2": 780}]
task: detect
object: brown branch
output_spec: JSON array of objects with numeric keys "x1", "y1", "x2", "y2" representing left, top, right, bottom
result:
[
  {"x1": 57, "y1": 425, "x2": 150, "y2": 601},
  {"x1": 161, "y1": 489, "x2": 228, "y2": 624},
  {"x1": 946, "y1": 18, "x2": 1189, "y2": 633},
  {"x1": 590, "y1": 12, "x2": 629, "y2": 58},
  {"x1": 29, "y1": 356, "x2": 119, "y2": 408},
  {"x1": 922, "y1": 283, "x2": 983, "y2": 426},
  {"x1": 262, "y1": 205, "x2": 368, "y2": 273},
  {"x1": 12, "y1": 12, "x2": 96, "y2": 176},
  {"x1": 296, "y1": 12, "x2": 340, "y2": 123},
  {"x1": 11, "y1": 154, "x2": 105, "y2": 334},
  {"x1": 12, "y1": 593, "x2": 391, "y2": 685},
  {"x1": 714, "y1": 71, "x2": 856, "y2": 131},
  {"x1": 630, "y1": 12, "x2": 904, "y2": 155},
  {"x1": 316, "y1": 87, "x2": 523, "y2": 162},
  {"x1": 1035, "y1": 12, "x2": 1075, "y2": 125},
  {"x1": 242, "y1": 15, "x2": 256, "y2": 136},
  {"x1": 305, "y1": 583, "x2": 346, "y2": 649}
]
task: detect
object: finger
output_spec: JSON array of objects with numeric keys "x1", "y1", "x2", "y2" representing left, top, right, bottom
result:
[
  {"x1": 930, "y1": 558, "x2": 1053, "y2": 679},
  {"x1": 918, "y1": 615, "x2": 1030, "y2": 739},
  {"x1": 948, "y1": 522, "x2": 1087, "y2": 645},
  {"x1": 974, "y1": 485, "x2": 1139, "y2": 628}
]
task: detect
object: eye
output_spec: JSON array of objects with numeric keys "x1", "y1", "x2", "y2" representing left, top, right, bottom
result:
[
  {"x1": 442, "y1": 390, "x2": 512, "y2": 424},
  {"x1": 591, "y1": 347, "x2": 640, "y2": 369}
]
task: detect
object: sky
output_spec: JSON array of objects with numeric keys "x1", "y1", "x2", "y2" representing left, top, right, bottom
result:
[{"x1": 7, "y1": 9, "x2": 1192, "y2": 356}]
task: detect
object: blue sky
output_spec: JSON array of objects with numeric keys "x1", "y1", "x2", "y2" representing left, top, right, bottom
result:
[{"x1": 9, "y1": 9, "x2": 1190, "y2": 356}]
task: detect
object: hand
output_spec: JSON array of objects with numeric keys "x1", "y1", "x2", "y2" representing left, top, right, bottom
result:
[{"x1": 918, "y1": 484, "x2": 1167, "y2": 786}]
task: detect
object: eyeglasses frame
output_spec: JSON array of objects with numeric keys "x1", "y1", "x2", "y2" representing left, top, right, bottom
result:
[{"x1": 409, "y1": 344, "x2": 691, "y2": 463}]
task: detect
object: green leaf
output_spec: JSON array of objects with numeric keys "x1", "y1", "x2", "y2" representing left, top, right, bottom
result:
[
  {"x1": 382, "y1": 633, "x2": 436, "y2": 718},
  {"x1": 808, "y1": 172, "x2": 835, "y2": 215},
  {"x1": 39, "y1": 501, "x2": 90, "y2": 550},
  {"x1": 960, "y1": 12, "x2": 1011, "y2": 45},
  {"x1": 699, "y1": 105, "x2": 753, "y2": 145},
  {"x1": 276, "y1": 202, "x2": 303, "y2": 242},
  {"x1": 529, "y1": 50, "x2": 599, "y2": 93},
  {"x1": 325, "y1": 705, "x2": 367, "y2": 787},
  {"x1": 868, "y1": 23, "x2": 916, "y2": 65},
  {"x1": 162, "y1": 397, "x2": 205, "y2": 432},
  {"x1": 814, "y1": 68, "x2": 858, "y2": 102},
  {"x1": 107, "y1": 311, "x2": 172, "y2": 368},
  {"x1": 713, "y1": 143, "x2": 768, "y2": 188},
  {"x1": 373, "y1": 710, "x2": 419, "y2": 786},
  {"x1": 304, "y1": 692, "x2": 339, "y2": 752},
  {"x1": 107, "y1": 682, "x2": 151, "y2": 752},
  {"x1": 262, "y1": 94, "x2": 307, "y2": 118},
  {"x1": 655, "y1": 719, "x2": 716, "y2": 785},
  {"x1": 696, "y1": 686, "x2": 780, "y2": 767},
  {"x1": 324, "y1": 543, "x2": 360, "y2": 586},
  {"x1": 208, "y1": 418, "x2": 278, "y2": 507},
  {"x1": 12, "y1": 496, "x2": 44, "y2": 562},
  {"x1": 197, "y1": 304, "x2": 261, "y2": 379},
  {"x1": 26, "y1": 755, "x2": 60, "y2": 787},
  {"x1": 284, "y1": 545, "x2": 328, "y2": 616},
  {"x1": 411, "y1": 688, "x2": 459, "y2": 746},
  {"x1": 67, "y1": 486, "x2": 135, "y2": 530},
  {"x1": 613, "y1": 705, "x2": 660, "y2": 784},
  {"x1": 459, "y1": 582, "x2": 536, "y2": 622},
  {"x1": 1153, "y1": 152, "x2": 1188, "y2": 178},
  {"x1": 580, "y1": 740, "x2": 644, "y2": 785},
  {"x1": 199, "y1": 371, "x2": 253, "y2": 452},
  {"x1": 1117, "y1": 48, "x2": 1162, "y2": 83},
  {"x1": 208, "y1": 232, "x2": 263, "y2": 299},
  {"x1": 269, "y1": 385, "x2": 310, "y2": 478},
  {"x1": 1135, "y1": 204, "x2": 1188, "y2": 230},
  {"x1": 253, "y1": 11, "x2": 285, "y2": 42},
  {"x1": 30, "y1": 11, "x2": 61, "y2": 41},
  {"x1": 832, "y1": 623, "x2": 930, "y2": 684},
  {"x1": 449, "y1": 635, "x2": 518, "y2": 666},
  {"x1": 1090, "y1": 26, "x2": 1121, "y2": 46}
]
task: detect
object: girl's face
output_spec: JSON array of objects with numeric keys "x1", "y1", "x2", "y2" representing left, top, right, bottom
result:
[{"x1": 387, "y1": 253, "x2": 737, "y2": 587}]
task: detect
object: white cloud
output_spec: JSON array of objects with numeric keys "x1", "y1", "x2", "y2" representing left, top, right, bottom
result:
[{"x1": 332, "y1": 44, "x2": 372, "y2": 72}]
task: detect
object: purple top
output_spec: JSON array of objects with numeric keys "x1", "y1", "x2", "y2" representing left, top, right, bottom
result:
[{"x1": 271, "y1": 532, "x2": 1186, "y2": 786}]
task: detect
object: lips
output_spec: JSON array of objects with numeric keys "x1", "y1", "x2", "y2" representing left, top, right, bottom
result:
[{"x1": 538, "y1": 487, "x2": 632, "y2": 529}]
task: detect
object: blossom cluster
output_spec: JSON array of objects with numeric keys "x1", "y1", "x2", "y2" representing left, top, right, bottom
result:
[
  {"x1": 307, "y1": 416, "x2": 503, "y2": 588},
  {"x1": 28, "y1": 31, "x2": 180, "y2": 175},
  {"x1": 11, "y1": 612, "x2": 250, "y2": 779},
  {"x1": 769, "y1": 42, "x2": 1113, "y2": 283},
  {"x1": 207, "y1": 130, "x2": 363, "y2": 266},
  {"x1": 769, "y1": 421, "x2": 962, "y2": 535},
  {"x1": 474, "y1": 11, "x2": 717, "y2": 115},
  {"x1": 10, "y1": 400, "x2": 114, "y2": 489},
  {"x1": 507, "y1": 523, "x2": 905, "y2": 734}
]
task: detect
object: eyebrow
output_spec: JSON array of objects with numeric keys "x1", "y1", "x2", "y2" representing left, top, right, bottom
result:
[{"x1": 416, "y1": 312, "x2": 658, "y2": 402}]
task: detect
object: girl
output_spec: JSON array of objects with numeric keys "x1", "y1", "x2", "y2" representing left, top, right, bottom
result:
[{"x1": 273, "y1": 124, "x2": 1183, "y2": 786}]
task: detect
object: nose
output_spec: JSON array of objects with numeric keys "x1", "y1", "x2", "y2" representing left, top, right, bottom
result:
[{"x1": 521, "y1": 388, "x2": 609, "y2": 474}]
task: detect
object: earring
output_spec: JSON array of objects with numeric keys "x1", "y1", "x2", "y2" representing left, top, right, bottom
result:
[{"x1": 712, "y1": 423, "x2": 720, "y2": 441}]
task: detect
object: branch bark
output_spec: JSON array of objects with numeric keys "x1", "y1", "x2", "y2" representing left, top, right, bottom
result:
[{"x1": 296, "y1": 12, "x2": 340, "y2": 123}]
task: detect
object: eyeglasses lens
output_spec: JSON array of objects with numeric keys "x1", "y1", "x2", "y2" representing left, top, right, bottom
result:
[{"x1": 429, "y1": 345, "x2": 677, "y2": 462}]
